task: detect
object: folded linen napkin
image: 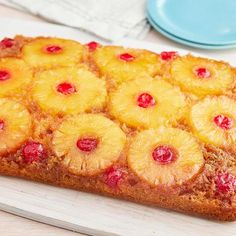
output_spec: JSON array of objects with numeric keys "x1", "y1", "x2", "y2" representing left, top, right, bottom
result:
[{"x1": 2, "y1": 0, "x2": 150, "y2": 41}]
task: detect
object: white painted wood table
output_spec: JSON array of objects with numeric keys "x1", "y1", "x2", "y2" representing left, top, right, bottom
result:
[{"x1": 1, "y1": 4, "x2": 236, "y2": 236}]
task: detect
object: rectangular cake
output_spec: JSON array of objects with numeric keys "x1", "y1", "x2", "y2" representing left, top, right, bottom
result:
[{"x1": 0, "y1": 36, "x2": 235, "y2": 221}]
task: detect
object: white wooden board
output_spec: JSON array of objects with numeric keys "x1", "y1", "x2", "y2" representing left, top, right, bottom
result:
[
  {"x1": 0, "y1": 18, "x2": 236, "y2": 236},
  {"x1": 1, "y1": 176, "x2": 236, "y2": 236}
]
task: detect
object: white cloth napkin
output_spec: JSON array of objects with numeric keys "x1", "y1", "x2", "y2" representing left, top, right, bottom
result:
[{"x1": 1, "y1": 0, "x2": 150, "y2": 41}]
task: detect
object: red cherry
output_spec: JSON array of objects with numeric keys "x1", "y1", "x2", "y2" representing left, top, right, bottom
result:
[
  {"x1": 137, "y1": 93, "x2": 156, "y2": 108},
  {"x1": 119, "y1": 53, "x2": 135, "y2": 62},
  {"x1": 0, "y1": 38, "x2": 14, "y2": 48},
  {"x1": 45, "y1": 45, "x2": 62, "y2": 54},
  {"x1": 0, "y1": 70, "x2": 10, "y2": 81},
  {"x1": 215, "y1": 173, "x2": 236, "y2": 194},
  {"x1": 213, "y1": 114, "x2": 233, "y2": 130},
  {"x1": 56, "y1": 82, "x2": 77, "y2": 95},
  {"x1": 152, "y1": 145, "x2": 177, "y2": 165},
  {"x1": 195, "y1": 67, "x2": 211, "y2": 78},
  {"x1": 77, "y1": 138, "x2": 98, "y2": 152},
  {"x1": 86, "y1": 41, "x2": 99, "y2": 52},
  {"x1": 160, "y1": 51, "x2": 178, "y2": 61},
  {"x1": 104, "y1": 167, "x2": 123, "y2": 188},
  {"x1": 22, "y1": 141, "x2": 46, "y2": 164},
  {"x1": 0, "y1": 120, "x2": 4, "y2": 130}
]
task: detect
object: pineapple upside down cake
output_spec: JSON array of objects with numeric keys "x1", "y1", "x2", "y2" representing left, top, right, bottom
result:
[{"x1": 0, "y1": 36, "x2": 235, "y2": 221}]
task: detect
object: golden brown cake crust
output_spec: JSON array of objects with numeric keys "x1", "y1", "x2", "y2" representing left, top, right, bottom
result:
[
  {"x1": 0, "y1": 36, "x2": 235, "y2": 221},
  {"x1": 0, "y1": 159, "x2": 235, "y2": 221}
]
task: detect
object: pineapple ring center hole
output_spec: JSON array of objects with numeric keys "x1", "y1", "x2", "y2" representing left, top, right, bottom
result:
[
  {"x1": 152, "y1": 145, "x2": 178, "y2": 165},
  {"x1": 137, "y1": 92, "x2": 156, "y2": 108},
  {"x1": 194, "y1": 67, "x2": 211, "y2": 79},
  {"x1": 0, "y1": 119, "x2": 5, "y2": 131},
  {"x1": 0, "y1": 70, "x2": 11, "y2": 81},
  {"x1": 44, "y1": 45, "x2": 63, "y2": 54},
  {"x1": 118, "y1": 53, "x2": 135, "y2": 62},
  {"x1": 213, "y1": 114, "x2": 234, "y2": 130},
  {"x1": 56, "y1": 82, "x2": 77, "y2": 95},
  {"x1": 76, "y1": 137, "x2": 98, "y2": 152}
]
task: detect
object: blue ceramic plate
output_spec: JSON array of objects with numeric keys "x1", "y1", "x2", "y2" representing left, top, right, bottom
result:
[
  {"x1": 147, "y1": 13, "x2": 236, "y2": 49},
  {"x1": 147, "y1": 0, "x2": 236, "y2": 45}
]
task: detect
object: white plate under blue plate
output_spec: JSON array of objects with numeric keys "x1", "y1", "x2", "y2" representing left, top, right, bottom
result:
[
  {"x1": 147, "y1": 0, "x2": 236, "y2": 46},
  {"x1": 147, "y1": 13, "x2": 236, "y2": 49}
]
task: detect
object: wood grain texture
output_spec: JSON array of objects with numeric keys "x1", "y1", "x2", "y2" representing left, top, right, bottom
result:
[
  {"x1": 0, "y1": 176, "x2": 236, "y2": 236},
  {"x1": 0, "y1": 211, "x2": 81, "y2": 236}
]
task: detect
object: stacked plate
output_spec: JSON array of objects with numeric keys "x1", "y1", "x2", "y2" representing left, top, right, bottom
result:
[{"x1": 147, "y1": 0, "x2": 236, "y2": 49}]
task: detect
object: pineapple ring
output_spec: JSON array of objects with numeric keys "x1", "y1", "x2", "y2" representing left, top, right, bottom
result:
[
  {"x1": 32, "y1": 67, "x2": 107, "y2": 115},
  {"x1": 52, "y1": 114, "x2": 126, "y2": 176},
  {"x1": 171, "y1": 55, "x2": 234, "y2": 97},
  {"x1": 128, "y1": 127, "x2": 204, "y2": 186},
  {"x1": 0, "y1": 98, "x2": 32, "y2": 155},
  {"x1": 109, "y1": 77, "x2": 186, "y2": 129},
  {"x1": 189, "y1": 96, "x2": 236, "y2": 147},
  {"x1": 22, "y1": 37, "x2": 84, "y2": 69},
  {"x1": 0, "y1": 58, "x2": 32, "y2": 97},
  {"x1": 92, "y1": 46, "x2": 161, "y2": 85}
]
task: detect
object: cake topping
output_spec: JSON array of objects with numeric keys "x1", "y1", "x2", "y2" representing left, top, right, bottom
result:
[
  {"x1": 119, "y1": 53, "x2": 135, "y2": 62},
  {"x1": 195, "y1": 67, "x2": 211, "y2": 78},
  {"x1": 22, "y1": 141, "x2": 46, "y2": 163},
  {"x1": 56, "y1": 82, "x2": 77, "y2": 95},
  {"x1": 0, "y1": 120, "x2": 4, "y2": 131},
  {"x1": 137, "y1": 93, "x2": 156, "y2": 108},
  {"x1": 104, "y1": 167, "x2": 123, "y2": 187},
  {"x1": 0, "y1": 38, "x2": 14, "y2": 48},
  {"x1": 0, "y1": 70, "x2": 10, "y2": 81},
  {"x1": 215, "y1": 173, "x2": 236, "y2": 194},
  {"x1": 152, "y1": 145, "x2": 177, "y2": 165},
  {"x1": 160, "y1": 51, "x2": 178, "y2": 61},
  {"x1": 86, "y1": 41, "x2": 100, "y2": 52},
  {"x1": 213, "y1": 114, "x2": 233, "y2": 130},
  {"x1": 45, "y1": 45, "x2": 63, "y2": 54},
  {"x1": 77, "y1": 137, "x2": 98, "y2": 152}
]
